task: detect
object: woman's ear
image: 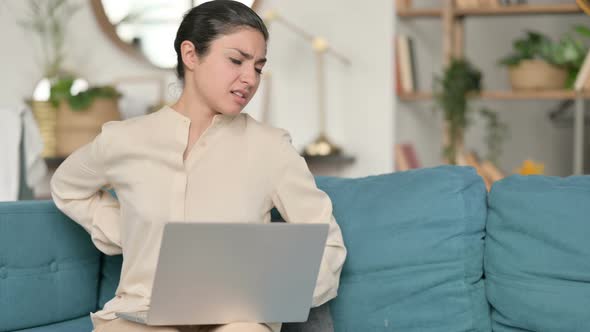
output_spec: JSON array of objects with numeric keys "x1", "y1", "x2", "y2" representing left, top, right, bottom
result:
[{"x1": 180, "y1": 40, "x2": 198, "y2": 73}]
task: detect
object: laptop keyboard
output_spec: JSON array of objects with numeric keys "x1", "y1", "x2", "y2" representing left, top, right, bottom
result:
[
  {"x1": 134, "y1": 311, "x2": 148, "y2": 320},
  {"x1": 116, "y1": 311, "x2": 148, "y2": 324}
]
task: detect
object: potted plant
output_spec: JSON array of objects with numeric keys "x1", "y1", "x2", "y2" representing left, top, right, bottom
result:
[
  {"x1": 499, "y1": 27, "x2": 590, "y2": 90},
  {"x1": 50, "y1": 76, "x2": 122, "y2": 156},
  {"x1": 20, "y1": 0, "x2": 123, "y2": 157},
  {"x1": 19, "y1": 0, "x2": 81, "y2": 157},
  {"x1": 434, "y1": 58, "x2": 507, "y2": 165}
]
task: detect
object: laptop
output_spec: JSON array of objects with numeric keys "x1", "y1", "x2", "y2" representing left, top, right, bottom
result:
[{"x1": 116, "y1": 222, "x2": 329, "y2": 326}]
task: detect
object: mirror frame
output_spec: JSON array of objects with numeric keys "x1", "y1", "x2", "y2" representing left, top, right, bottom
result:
[{"x1": 90, "y1": 0, "x2": 259, "y2": 70}]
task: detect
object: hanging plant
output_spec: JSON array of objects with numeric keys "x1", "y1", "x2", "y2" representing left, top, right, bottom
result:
[
  {"x1": 480, "y1": 108, "x2": 509, "y2": 165},
  {"x1": 433, "y1": 58, "x2": 482, "y2": 164},
  {"x1": 434, "y1": 58, "x2": 508, "y2": 165}
]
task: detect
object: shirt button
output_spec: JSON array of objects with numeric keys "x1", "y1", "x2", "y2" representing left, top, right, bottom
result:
[{"x1": 50, "y1": 261, "x2": 58, "y2": 272}]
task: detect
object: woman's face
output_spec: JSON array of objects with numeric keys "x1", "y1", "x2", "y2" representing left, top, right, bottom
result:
[{"x1": 190, "y1": 27, "x2": 267, "y2": 116}]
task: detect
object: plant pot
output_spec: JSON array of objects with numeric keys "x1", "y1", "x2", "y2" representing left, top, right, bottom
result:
[
  {"x1": 508, "y1": 59, "x2": 568, "y2": 90},
  {"x1": 56, "y1": 98, "x2": 121, "y2": 156},
  {"x1": 29, "y1": 100, "x2": 58, "y2": 158}
]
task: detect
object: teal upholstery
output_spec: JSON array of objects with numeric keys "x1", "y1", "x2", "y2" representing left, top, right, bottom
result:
[
  {"x1": 485, "y1": 175, "x2": 590, "y2": 332},
  {"x1": 4, "y1": 167, "x2": 590, "y2": 332},
  {"x1": 97, "y1": 255, "x2": 123, "y2": 309},
  {"x1": 13, "y1": 316, "x2": 91, "y2": 332},
  {"x1": 17, "y1": 124, "x2": 34, "y2": 201},
  {"x1": 316, "y1": 166, "x2": 490, "y2": 332},
  {"x1": 0, "y1": 201, "x2": 101, "y2": 332}
]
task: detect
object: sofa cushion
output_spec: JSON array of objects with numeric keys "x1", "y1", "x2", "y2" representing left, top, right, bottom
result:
[
  {"x1": 98, "y1": 254, "x2": 123, "y2": 309},
  {"x1": 485, "y1": 175, "x2": 590, "y2": 332},
  {"x1": 316, "y1": 166, "x2": 490, "y2": 331},
  {"x1": 13, "y1": 315, "x2": 92, "y2": 332},
  {"x1": 0, "y1": 201, "x2": 101, "y2": 332}
]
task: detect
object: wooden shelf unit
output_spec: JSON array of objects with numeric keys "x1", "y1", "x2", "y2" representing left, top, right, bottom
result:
[
  {"x1": 399, "y1": 90, "x2": 590, "y2": 102},
  {"x1": 303, "y1": 154, "x2": 356, "y2": 165},
  {"x1": 397, "y1": 3, "x2": 582, "y2": 18},
  {"x1": 395, "y1": 1, "x2": 588, "y2": 174}
]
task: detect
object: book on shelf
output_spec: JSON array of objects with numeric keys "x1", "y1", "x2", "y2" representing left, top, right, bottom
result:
[
  {"x1": 498, "y1": 0, "x2": 527, "y2": 5},
  {"x1": 395, "y1": 0, "x2": 412, "y2": 11},
  {"x1": 455, "y1": 0, "x2": 499, "y2": 9},
  {"x1": 454, "y1": 0, "x2": 531, "y2": 9},
  {"x1": 395, "y1": 53, "x2": 403, "y2": 96},
  {"x1": 395, "y1": 34, "x2": 417, "y2": 95},
  {"x1": 394, "y1": 143, "x2": 421, "y2": 171}
]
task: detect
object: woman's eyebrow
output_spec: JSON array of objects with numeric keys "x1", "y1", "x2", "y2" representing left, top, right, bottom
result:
[{"x1": 227, "y1": 48, "x2": 267, "y2": 64}]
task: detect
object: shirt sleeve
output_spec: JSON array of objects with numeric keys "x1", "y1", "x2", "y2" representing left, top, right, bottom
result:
[
  {"x1": 50, "y1": 128, "x2": 122, "y2": 255},
  {"x1": 270, "y1": 132, "x2": 347, "y2": 307}
]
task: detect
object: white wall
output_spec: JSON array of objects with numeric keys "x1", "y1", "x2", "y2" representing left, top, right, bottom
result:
[
  {"x1": 248, "y1": 0, "x2": 395, "y2": 177},
  {"x1": 3, "y1": 0, "x2": 586, "y2": 186},
  {"x1": 395, "y1": 0, "x2": 589, "y2": 176},
  {"x1": 0, "y1": 0, "x2": 395, "y2": 181}
]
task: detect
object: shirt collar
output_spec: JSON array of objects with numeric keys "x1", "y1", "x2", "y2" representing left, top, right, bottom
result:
[{"x1": 161, "y1": 105, "x2": 234, "y2": 128}]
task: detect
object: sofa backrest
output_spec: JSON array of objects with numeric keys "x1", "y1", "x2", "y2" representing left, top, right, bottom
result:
[
  {"x1": 485, "y1": 175, "x2": 590, "y2": 331},
  {"x1": 316, "y1": 166, "x2": 491, "y2": 332},
  {"x1": 0, "y1": 166, "x2": 493, "y2": 332},
  {"x1": 0, "y1": 200, "x2": 101, "y2": 332}
]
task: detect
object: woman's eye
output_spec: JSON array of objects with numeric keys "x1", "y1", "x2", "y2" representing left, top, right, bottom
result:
[
  {"x1": 230, "y1": 58, "x2": 242, "y2": 65},
  {"x1": 255, "y1": 68, "x2": 263, "y2": 74}
]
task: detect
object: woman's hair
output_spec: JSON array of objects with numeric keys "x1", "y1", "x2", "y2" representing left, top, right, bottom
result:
[{"x1": 174, "y1": 0, "x2": 269, "y2": 81}]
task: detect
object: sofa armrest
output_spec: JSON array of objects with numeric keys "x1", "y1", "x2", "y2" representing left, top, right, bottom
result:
[{"x1": 0, "y1": 200, "x2": 101, "y2": 331}]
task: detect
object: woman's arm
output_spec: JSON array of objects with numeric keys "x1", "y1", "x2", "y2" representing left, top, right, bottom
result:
[
  {"x1": 50, "y1": 128, "x2": 122, "y2": 255},
  {"x1": 271, "y1": 133, "x2": 347, "y2": 307}
]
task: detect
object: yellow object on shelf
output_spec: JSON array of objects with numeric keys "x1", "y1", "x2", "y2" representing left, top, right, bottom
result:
[
  {"x1": 515, "y1": 160, "x2": 545, "y2": 175},
  {"x1": 577, "y1": 0, "x2": 590, "y2": 15}
]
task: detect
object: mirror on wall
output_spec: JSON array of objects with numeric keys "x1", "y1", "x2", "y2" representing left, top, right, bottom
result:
[{"x1": 90, "y1": 0, "x2": 258, "y2": 69}]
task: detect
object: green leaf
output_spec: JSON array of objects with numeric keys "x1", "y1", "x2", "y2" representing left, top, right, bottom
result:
[
  {"x1": 49, "y1": 77, "x2": 121, "y2": 111},
  {"x1": 500, "y1": 26, "x2": 590, "y2": 73},
  {"x1": 49, "y1": 76, "x2": 74, "y2": 107},
  {"x1": 433, "y1": 58, "x2": 482, "y2": 162},
  {"x1": 498, "y1": 54, "x2": 523, "y2": 66},
  {"x1": 574, "y1": 25, "x2": 590, "y2": 38}
]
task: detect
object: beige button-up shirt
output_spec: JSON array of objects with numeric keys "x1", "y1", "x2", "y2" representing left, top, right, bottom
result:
[{"x1": 50, "y1": 106, "x2": 346, "y2": 329}]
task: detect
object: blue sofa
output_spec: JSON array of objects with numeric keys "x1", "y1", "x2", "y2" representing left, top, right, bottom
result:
[{"x1": 1, "y1": 166, "x2": 589, "y2": 332}]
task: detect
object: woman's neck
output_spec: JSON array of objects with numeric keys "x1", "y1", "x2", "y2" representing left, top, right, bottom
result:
[{"x1": 171, "y1": 89, "x2": 218, "y2": 131}]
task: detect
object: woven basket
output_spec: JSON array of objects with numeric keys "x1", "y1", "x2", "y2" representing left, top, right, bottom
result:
[
  {"x1": 509, "y1": 59, "x2": 567, "y2": 90},
  {"x1": 30, "y1": 100, "x2": 58, "y2": 158},
  {"x1": 56, "y1": 98, "x2": 121, "y2": 156}
]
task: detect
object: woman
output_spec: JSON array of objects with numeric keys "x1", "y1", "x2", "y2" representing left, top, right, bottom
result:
[{"x1": 50, "y1": 1, "x2": 346, "y2": 332}]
